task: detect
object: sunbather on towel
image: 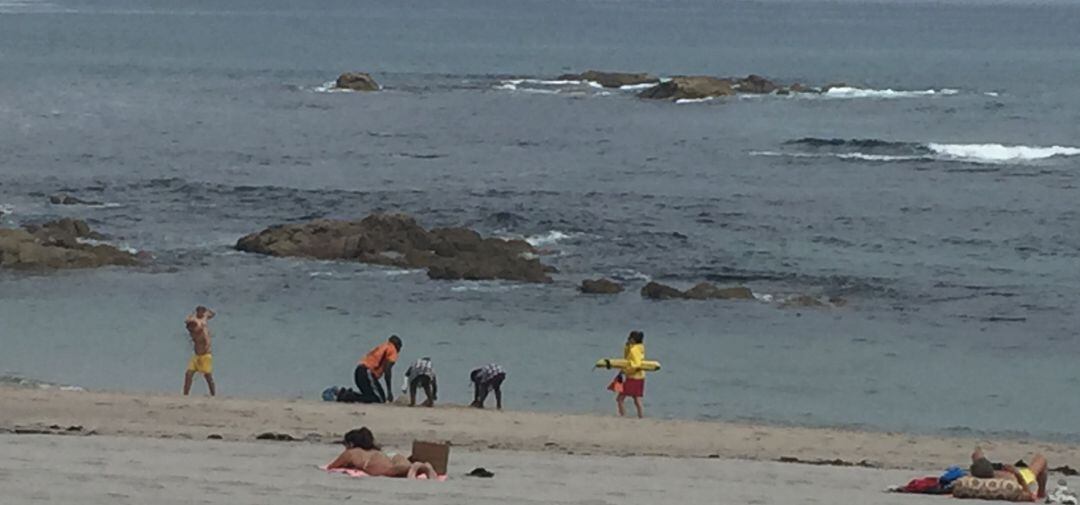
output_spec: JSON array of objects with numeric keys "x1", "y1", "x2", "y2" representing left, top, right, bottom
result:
[
  {"x1": 328, "y1": 427, "x2": 437, "y2": 479},
  {"x1": 971, "y1": 446, "x2": 1048, "y2": 500}
]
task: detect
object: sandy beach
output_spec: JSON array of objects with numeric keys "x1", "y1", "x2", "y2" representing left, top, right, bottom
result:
[{"x1": 2, "y1": 387, "x2": 1078, "y2": 504}]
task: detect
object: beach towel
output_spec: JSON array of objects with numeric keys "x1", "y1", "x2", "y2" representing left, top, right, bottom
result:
[
  {"x1": 951, "y1": 476, "x2": 1030, "y2": 501},
  {"x1": 321, "y1": 466, "x2": 448, "y2": 481},
  {"x1": 891, "y1": 476, "x2": 949, "y2": 494}
]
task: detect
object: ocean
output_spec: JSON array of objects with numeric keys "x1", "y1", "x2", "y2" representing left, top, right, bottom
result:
[{"x1": 1, "y1": 0, "x2": 1078, "y2": 442}]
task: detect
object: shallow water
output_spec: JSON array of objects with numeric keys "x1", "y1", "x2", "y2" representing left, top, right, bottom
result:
[{"x1": 1, "y1": 0, "x2": 1079, "y2": 441}]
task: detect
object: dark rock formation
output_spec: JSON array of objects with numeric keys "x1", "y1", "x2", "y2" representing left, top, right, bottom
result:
[
  {"x1": 638, "y1": 76, "x2": 735, "y2": 101},
  {"x1": 335, "y1": 72, "x2": 380, "y2": 92},
  {"x1": 0, "y1": 218, "x2": 137, "y2": 270},
  {"x1": 556, "y1": 70, "x2": 659, "y2": 88},
  {"x1": 640, "y1": 281, "x2": 687, "y2": 300},
  {"x1": 235, "y1": 213, "x2": 551, "y2": 283},
  {"x1": 734, "y1": 74, "x2": 779, "y2": 94},
  {"x1": 580, "y1": 278, "x2": 624, "y2": 294}
]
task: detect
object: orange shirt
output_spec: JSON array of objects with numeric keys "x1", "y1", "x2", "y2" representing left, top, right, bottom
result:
[{"x1": 359, "y1": 341, "x2": 398, "y2": 379}]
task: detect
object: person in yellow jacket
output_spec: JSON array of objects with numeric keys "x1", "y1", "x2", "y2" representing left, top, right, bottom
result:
[{"x1": 616, "y1": 330, "x2": 646, "y2": 418}]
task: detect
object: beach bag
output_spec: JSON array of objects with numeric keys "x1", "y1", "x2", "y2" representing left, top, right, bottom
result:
[{"x1": 607, "y1": 374, "x2": 624, "y2": 394}]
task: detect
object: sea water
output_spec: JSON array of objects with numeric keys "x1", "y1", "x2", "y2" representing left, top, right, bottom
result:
[{"x1": 1, "y1": 0, "x2": 1079, "y2": 442}]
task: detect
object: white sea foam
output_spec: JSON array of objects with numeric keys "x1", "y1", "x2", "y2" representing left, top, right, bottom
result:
[
  {"x1": 310, "y1": 80, "x2": 382, "y2": 93},
  {"x1": 0, "y1": 374, "x2": 84, "y2": 391},
  {"x1": 823, "y1": 87, "x2": 959, "y2": 99},
  {"x1": 675, "y1": 97, "x2": 715, "y2": 104},
  {"x1": 0, "y1": 203, "x2": 14, "y2": 215},
  {"x1": 500, "y1": 79, "x2": 581, "y2": 87},
  {"x1": 609, "y1": 269, "x2": 651, "y2": 282},
  {"x1": 525, "y1": 230, "x2": 581, "y2": 247},
  {"x1": 984, "y1": 92, "x2": 1001, "y2": 97},
  {"x1": 928, "y1": 143, "x2": 1080, "y2": 163},
  {"x1": 618, "y1": 83, "x2": 657, "y2": 91},
  {"x1": 76, "y1": 238, "x2": 139, "y2": 255},
  {"x1": 749, "y1": 151, "x2": 926, "y2": 162},
  {"x1": 450, "y1": 281, "x2": 523, "y2": 293}
]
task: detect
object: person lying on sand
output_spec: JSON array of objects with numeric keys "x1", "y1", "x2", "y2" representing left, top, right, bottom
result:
[
  {"x1": 403, "y1": 357, "x2": 437, "y2": 407},
  {"x1": 971, "y1": 446, "x2": 1048, "y2": 499},
  {"x1": 327, "y1": 427, "x2": 437, "y2": 479}
]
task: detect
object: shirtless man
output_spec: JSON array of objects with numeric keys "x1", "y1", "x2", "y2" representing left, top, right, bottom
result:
[
  {"x1": 971, "y1": 446, "x2": 1048, "y2": 500},
  {"x1": 182, "y1": 306, "x2": 216, "y2": 396}
]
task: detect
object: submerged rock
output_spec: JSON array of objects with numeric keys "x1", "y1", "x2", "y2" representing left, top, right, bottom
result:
[
  {"x1": 556, "y1": 70, "x2": 659, "y2": 88},
  {"x1": 236, "y1": 213, "x2": 552, "y2": 283},
  {"x1": 0, "y1": 218, "x2": 137, "y2": 270},
  {"x1": 638, "y1": 76, "x2": 735, "y2": 101},
  {"x1": 580, "y1": 278, "x2": 624, "y2": 294},
  {"x1": 48, "y1": 194, "x2": 100, "y2": 206},
  {"x1": 641, "y1": 281, "x2": 754, "y2": 301},
  {"x1": 779, "y1": 295, "x2": 847, "y2": 309},
  {"x1": 335, "y1": 72, "x2": 380, "y2": 92},
  {"x1": 683, "y1": 282, "x2": 754, "y2": 300}
]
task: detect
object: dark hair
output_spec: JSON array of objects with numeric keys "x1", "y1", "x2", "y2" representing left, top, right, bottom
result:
[
  {"x1": 389, "y1": 335, "x2": 402, "y2": 350},
  {"x1": 195, "y1": 305, "x2": 208, "y2": 314},
  {"x1": 343, "y1": 427, "x2": 379, "y2": 451},
  {"x1": 628, "y1": 331, "x2": 644, "y2": 344},
  {"x1": 470, "y1": 369, "x2": 481, "y2": 383}
]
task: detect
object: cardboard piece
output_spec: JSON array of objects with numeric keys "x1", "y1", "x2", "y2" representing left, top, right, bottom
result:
[{"x1": 411, "y1": 440, "x2": 450, "y2": 475}]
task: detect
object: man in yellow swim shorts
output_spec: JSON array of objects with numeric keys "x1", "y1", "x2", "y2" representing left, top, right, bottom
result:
[
  {"x1": 970, "y1": 446, "x2": 1048, "y2": 500},
  {"x1": 183, "y1": 306, "x2": 216, "y2": 396}
]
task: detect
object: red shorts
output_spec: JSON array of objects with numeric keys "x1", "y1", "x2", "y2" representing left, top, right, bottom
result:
[{"x1": 621, "y1": 378, "x2": 645, "y2": 398}]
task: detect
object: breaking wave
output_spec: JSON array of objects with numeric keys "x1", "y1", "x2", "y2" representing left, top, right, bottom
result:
[
  {"x1": 524, "y1": 230, "x2": 582, "y2": 247},
  {"x1": 0, "y1": 374, "x2": 84, "y2": 391},
  {"x1": 758, "y1": 138, "x2": 1080, "y2": 165},
  {"x1": 820, "y1": 87, "x2": 959, "y2": 99}
]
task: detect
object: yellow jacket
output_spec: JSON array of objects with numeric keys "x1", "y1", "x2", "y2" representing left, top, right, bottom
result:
[{"x1": 622, "y1": 343, "x2": 646, "y2": 380}]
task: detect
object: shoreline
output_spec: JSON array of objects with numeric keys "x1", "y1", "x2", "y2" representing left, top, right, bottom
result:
[{"x1": 3, "y1": 386, "x2": 1078, "y2": 471}]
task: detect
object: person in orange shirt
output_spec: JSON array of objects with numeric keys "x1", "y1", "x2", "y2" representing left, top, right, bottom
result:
[{"x1": 354, "y1": 335, "x2": 402, "y2": 404}]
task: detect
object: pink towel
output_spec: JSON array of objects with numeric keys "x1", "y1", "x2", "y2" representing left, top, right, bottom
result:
[{"x1": 321, "y1": 465, "x2": 447, "y2": 481}]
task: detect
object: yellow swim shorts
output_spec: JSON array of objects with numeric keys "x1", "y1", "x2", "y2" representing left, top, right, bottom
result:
[{"x1": 186, "y1": 353, "x2": 213, "y2": 374}]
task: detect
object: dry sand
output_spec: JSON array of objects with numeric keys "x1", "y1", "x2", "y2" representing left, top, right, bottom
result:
[{"x1": 2, "y1": 387, "x2": 1078, "y2": 504}]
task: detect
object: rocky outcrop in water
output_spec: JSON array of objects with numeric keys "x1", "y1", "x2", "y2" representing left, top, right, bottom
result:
[
  {"x1": 335, "y1": 72, "x2": 379, "y2": 92},
  {"x1": 638, "y1": 76, "x2": 735, "y2": 101},
  {"x1": 48, "y1": 194, "x2": 100, "y2": 206},
  {"x1": 0, "y1": 218, "x2": 137, "y2": 270},
  {"x1": 733, "y1": 74, "x2": 780, "y2": 94},
  {"x1": 235, "y1": 213, "x2": 552, "y2": 283},
  {"x1": 636, "y1": 74, "x2": 824, "y2": 100},
  {"x1": 580, "y1": 278, "x2": 624, "y2": 294},
  {"x1": 641, "y1": 281, "x2": 753, "y2": 301},
  {"x1": 556, "y1": 70, "x2": 659, "y2": 88}
]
